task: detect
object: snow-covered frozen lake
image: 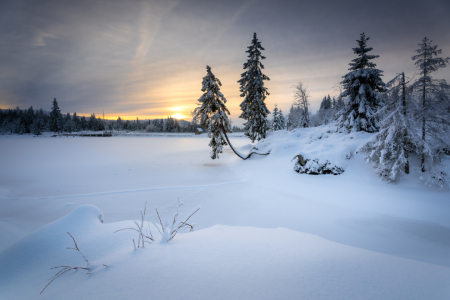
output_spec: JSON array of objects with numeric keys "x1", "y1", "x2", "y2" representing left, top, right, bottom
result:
[{"x1": 1, "y1": 131, "x2": 450, "y2": 299}]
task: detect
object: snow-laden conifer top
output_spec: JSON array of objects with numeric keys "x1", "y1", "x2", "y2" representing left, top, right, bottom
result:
[
  {"x1": 238, "y1": 33, "x2": 270, "y2": 142},
  {"x1": 337, "y1": 32, "x2": 385, "y2": 133}
]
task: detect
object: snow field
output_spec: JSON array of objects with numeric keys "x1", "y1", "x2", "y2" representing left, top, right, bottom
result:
[{"x1": 1, "y1": 128, "x2": 450, "y2": 299}]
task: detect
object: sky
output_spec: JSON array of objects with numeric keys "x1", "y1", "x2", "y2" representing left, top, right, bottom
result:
[{"x1": 1, "y1": 0, "x2": 449, "y2": 124}]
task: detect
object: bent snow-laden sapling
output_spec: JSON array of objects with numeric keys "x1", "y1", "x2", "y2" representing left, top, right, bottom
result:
[
  {"x1": 40, "y1": 232, "x2": 107, "y2": 295},
  {"x1": 155, "y1": 199, "x2": 200, "y2": 243},
  {"x1": 114, "y1": 201, "x2": 154, "y2": 249}
]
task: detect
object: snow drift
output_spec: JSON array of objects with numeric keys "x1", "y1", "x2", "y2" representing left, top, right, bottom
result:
[{"x1": 2, "y1": 205, "x2": 450, "y2": 300}]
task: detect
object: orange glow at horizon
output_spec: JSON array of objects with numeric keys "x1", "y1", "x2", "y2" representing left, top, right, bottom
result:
[
  {"x1": 171, "y1": 113, "x2": 187, "y2": 119},
  {"x1": 101, "y1": 112, "x2": 189, "y2": 121}
]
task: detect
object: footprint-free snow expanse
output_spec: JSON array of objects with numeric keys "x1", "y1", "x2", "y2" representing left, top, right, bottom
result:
[{"x1": 1, "y1": 128, "x2": 450, "y2": 299}]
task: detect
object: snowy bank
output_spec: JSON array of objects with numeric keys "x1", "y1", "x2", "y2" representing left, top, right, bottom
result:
[
  {"x1": 250, "y1": 125, "x2": 373, "y2": 175},
  {"x1": 1, "y1": 205, "x2": 449, "y2": 300}
]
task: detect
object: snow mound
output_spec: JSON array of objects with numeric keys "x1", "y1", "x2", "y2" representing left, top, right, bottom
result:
[
  {"x1": 254, "y1": 125, "x2": 374, "y2": 175},
  {"x1": 57, "y1": 204, "x2": 104, "y2": 225}
]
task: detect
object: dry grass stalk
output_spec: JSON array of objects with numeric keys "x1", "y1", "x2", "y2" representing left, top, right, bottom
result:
[
  {"x1": 40, "y1": 232, "x2": 106, "y2": 295},
  {"x1": 114, "y1": 201, "x2": 154, "y2": 249}
]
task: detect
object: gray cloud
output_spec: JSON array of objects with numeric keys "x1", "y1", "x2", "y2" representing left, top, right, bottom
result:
[{"x1": 0, "y1": 0, "x2": 449, "y2": 121}]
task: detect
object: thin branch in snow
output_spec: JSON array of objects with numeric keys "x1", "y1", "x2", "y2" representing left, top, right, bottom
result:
[
  {"x1": 66, "y1": 232, "x2": 89, "y2": 267},
  {"x1": 40, "y1": 232, "x2": 106, "y2": 295},
  {"x1": 114, "y1": 201, "x2": 154, "y2": 249},
  {"x1": 155, "y1": 207, "x2": 164, "y2": 233}
]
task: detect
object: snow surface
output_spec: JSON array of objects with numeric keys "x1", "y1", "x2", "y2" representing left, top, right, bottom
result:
[{"x1": 1, "y1": 128, "x2": 450, "y2": 299}]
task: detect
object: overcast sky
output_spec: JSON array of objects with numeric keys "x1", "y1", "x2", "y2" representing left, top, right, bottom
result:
[{"x1": 1, "y1": 0, "x2": 449, "y2": 123}]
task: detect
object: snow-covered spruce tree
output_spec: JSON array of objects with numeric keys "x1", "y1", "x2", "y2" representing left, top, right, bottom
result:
[
  {"x1": 279, "y1": 109, "x2": 286, "y2": 130},
  {"x1": 193, "y1": 65, "x2": 231, "y2": 159},
  {"x1": 31, "y1": 116, "x2": 43, "y2": 136},
  {"x1": 337, "y1": 32, "x2": 386, "y2": 133},
  {"x1": 238, "y1": 33, "x2": 270, "y2": 142},
  {"x1": 293, "y1": 82, "x2": 310, "y2": 128},
  {"x1": 272, "y1": 104, "x2": 283, "y2": 131},
  {"x1": 359, "y1": 73, "x2": 423, "y2": 182},
  {"x1": 49, "y1": 98, "x2": 62, "y2": 133},
  {"x1": 317, "y1": 94, "x2": 334, "y2": 125},
  {"x1": 286, "y1": 112, "x2": 293, "y2": 130},
  {"x1": 286, "y1": 105, "x2": 297, "y2": 129},
  {"x1": 411, "y1": 37, "x2": 450, "y2": 172}
]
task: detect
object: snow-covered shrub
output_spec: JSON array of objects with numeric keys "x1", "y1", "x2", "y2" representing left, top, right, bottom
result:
[
  {"x1": 293, "y1": 154, "x2": 345, "y2": 175},
  {"x1": 287, "y1": 126, "x2": 363, "y2": 176}
]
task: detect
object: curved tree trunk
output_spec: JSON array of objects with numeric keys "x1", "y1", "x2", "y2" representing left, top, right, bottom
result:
[{"x1": 222, "y1": 130, "x2": 270, "y2": 160}]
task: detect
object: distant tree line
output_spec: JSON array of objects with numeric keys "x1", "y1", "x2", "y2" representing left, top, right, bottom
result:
[
  {"x1": 0, "y1": 99, "x2": 106, "y2": 135},
  {"x1": 0, "y1": 98, "x2": 228, "y2": 135}
]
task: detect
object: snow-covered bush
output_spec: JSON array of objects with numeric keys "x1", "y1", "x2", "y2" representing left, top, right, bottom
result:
[
  {"x1": 293, "y1": 155, "x2": 345, "y2": 175},
  {"x1": 286, "y1": 126, "x2": 369, "y2": 176}
]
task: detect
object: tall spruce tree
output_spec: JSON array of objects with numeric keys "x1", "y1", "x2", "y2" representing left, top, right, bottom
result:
[
  {"x1": 337, "y1": 32, "x2": 385, "y2": 133},
  {"x1": 238, "y1": 33, "x2": 270, "y2": 142},
  {"x1": 359, "y1": 73, "x2": 420, "y2": 182},
  {"x1": 194, "y1": 66, "x2": 231, "y2": 159},
  {"x1": 411, "y1": 37, "x2": 450, "y2": 172},
  {"x1": 49, "y1": 98, "x2": 62, "y2": 133}
]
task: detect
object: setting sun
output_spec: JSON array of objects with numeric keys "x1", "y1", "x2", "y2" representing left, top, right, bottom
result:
[{"x1": 171, "y1": 113, "x2": 187, "y2": 120}]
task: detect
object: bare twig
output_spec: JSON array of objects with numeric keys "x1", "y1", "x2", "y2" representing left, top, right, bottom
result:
[
  {"x1": 40, "y1": 268, "x2": 71, "y2": 295},
  {"x1": 67, "y1": 232, "x2": 89, "y2": 267},
  {"x1": 176, "y1": 207, "x2": 200, "y2": 232},
  {"x1": 114, "y1": 201, "x2": 154, "y2": 249},
  {"x1": 166, "y1": 206, "x2": 200, "y2": 242},
  {"x1": 155, "y1": 207, "x2": 164, "y2": 232},
  {"x1": 114, "y1": 228, "x2": 140, "y2": 233},
  {"x1": 41, "y1": 232, "x2": 106, "y2": 295}
]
